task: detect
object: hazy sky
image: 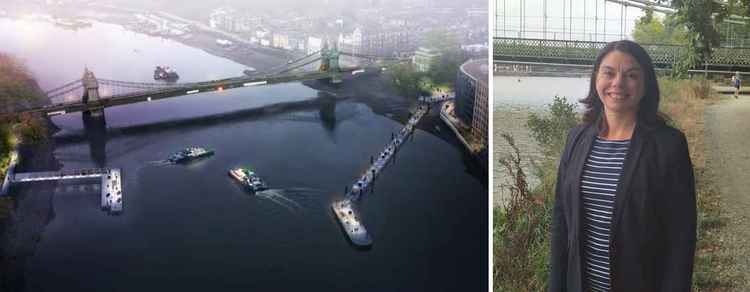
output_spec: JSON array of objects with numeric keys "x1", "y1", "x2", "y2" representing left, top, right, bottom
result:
[
  {"x1": 494, "y1": 0, "x2": 652, "y2": 42},
  {"x1": 104, "y1": 0, "x2": 486, "y2": 17}
]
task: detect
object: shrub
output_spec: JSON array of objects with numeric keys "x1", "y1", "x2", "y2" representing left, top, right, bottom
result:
[{"x1": 495, "y1": 96, "x2": 578, "y2": 291}]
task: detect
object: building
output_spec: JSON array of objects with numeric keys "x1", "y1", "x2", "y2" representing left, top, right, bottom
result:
[
  {"x1": 455, "y1": 58, "x2": 489, "y2": 147},
  {"x1": 338, "y1": 28, "x2": 363, "y2": 66},
  {"x1": 209, "y1": 7, "x2": 236, "y2": 32},
  {"x1": 288, "y1": 32, "x2": 307, "y2": 52},
  {"x1": 360, "y1": 24, "x2": 417, "y2": 57},
  {"x1": 413, "y1": 47, "x2": 441, "y2": 72},
  {"x1": 307, "y1": 36, "x2": 324, "y2": 55},
  {"x1": 273, "y1": 32, "x2": 291, "y2": 50}
]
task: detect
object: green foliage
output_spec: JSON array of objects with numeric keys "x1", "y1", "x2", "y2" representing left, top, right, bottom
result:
[
  {"x1": 0, "y1": 53, "x2": 43, "y2": 113},
  {"x1": 494, "y1": 133, "x2": 552, "y2": 292},
  {"x1": 672, "y1": 41, "x2": 702, "y2": 79},
  {"x1": 428, "y1": 49, "x2": 465, "y2": 85},
  {"x1": 495, "y1": 96, "x2": 578, "y2": 292},
  {"x1": 388, "y1": 63, "x2": 428, "y2": 99},
  {"x1": 421, "y1": 29, "x2": 460, "y2": 53},
  {"x1": 633, "y1": 7, "x2": 690, "y2": 46},
  {"x1": 671, "y1": 0, "x2": 725, "y2": 61},
  {"x1": 526, "y1": 95, "x2": 578, "y2": 157},
  {"x1": 421, "y1": 29, "x2": 466, "y2": 86},
  {"x1": 18, "y1": 114, "x2": 46, "y2": 142}
]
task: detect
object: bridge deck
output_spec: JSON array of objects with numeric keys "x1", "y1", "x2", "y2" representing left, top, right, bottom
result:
[{"x1": 12, "y1": 168, "x2": 109, "y2": 183}]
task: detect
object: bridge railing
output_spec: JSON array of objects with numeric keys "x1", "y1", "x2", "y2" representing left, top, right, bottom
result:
[{"x1": 494, "y1": 37, "x2": 750, "y2": 68}]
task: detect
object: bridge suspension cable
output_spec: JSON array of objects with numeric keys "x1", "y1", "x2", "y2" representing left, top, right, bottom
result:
[
  {"x1": 267, "y1": 50, "x2": 322, "y2": 74},
  {"x1": 44, "y1": 78, "x2": 83, "y2": 96}
]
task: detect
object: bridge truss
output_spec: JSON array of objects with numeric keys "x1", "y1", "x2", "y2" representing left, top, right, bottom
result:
[{"x1": 495, "y1": 0, "x2": 750, "y2": 45}]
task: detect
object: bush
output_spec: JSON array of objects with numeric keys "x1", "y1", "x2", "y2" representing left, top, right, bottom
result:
[
  {"x1": 526, "y1": 96, "x2": 578, "y2": 157},
  {"x1": 495, "y1": 96, "x2": 578, "y2": 291}
]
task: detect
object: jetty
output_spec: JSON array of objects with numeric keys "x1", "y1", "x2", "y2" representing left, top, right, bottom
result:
[
  {"x1": 1, "y1": 151, "x2": 123, "y2": 215},
  {"x1": 331, "y1": 103, "x2": 431, "y2": 247}
]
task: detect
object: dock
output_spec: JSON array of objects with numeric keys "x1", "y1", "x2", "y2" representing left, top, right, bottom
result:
[
  {"x1": 101, "y1": 169, "x2": 123, "y2": 213},
  {"x1": 331, "y1": 199, "x2": 372, "y2": 246},
  {"x1": 331, "y1": 103, "x2": 430, "y2": 247},
  {"x1": 1, "y1": 152, "x2": 123, "y2": 215}
]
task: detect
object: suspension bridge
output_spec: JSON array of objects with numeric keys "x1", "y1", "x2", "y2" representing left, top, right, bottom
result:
[
  {"x1": 11, "y1": 44, "x2": 404, "y2": 121},
  {"x1": 494, "y1": 0, "x2": 750, "y2": 71}
]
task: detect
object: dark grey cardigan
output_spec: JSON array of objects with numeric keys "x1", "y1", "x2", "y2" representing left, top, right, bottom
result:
[{"x1": 548, "y1": 121, "x2": 696, "y2": 292}]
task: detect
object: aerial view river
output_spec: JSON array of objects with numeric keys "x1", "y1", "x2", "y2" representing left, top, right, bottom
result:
[{"x1": 0, "y1": 18, "x2": 487, "y2": 291}]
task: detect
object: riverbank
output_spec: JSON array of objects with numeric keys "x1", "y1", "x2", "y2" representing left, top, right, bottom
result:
[
  {"x1": 3, "y1": 5, "x2": 294, "y2": 73},
  {"x1": 305, "y1": 72, "x2": 489, "y2": 178}
]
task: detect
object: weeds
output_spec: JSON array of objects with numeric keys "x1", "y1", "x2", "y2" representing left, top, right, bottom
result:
[{"x1": 494, "y1": 96, "x2": 577, "y2": 291}]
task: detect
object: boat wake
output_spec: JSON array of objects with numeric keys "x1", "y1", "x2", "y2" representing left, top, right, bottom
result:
[
  {"x1": 147, "y1": 160, "x2": 173, "y2": 166},
  {"x1": 254, "y1": 187, "x2": 326, "y2": 213},
  {"x1": 255, "y1": 188, "x2": 302, "y2": 213}
]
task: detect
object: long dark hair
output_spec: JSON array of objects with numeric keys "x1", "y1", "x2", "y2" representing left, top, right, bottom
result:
[{"x1": 580, "y1": 40, "x2": 666, "y2": 127}]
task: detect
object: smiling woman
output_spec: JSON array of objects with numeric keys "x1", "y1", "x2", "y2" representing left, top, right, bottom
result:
[{"x1": 549, "y1": 40, "x2": 696, "y2": 292}]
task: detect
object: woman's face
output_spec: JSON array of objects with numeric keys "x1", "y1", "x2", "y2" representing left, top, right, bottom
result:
[{"x1": 595, "y1": 50, "x2": 645, "y2": 117}]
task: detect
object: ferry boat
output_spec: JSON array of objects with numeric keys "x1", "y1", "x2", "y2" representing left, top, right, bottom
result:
[
  {"x1": 154, "y1": 66, "x2": 179, "y2": 80},
  {"x1": 228, "y1": 167, "x2": 268, "y2": 193},
  {"x1": 167, "y1": 147, "x2": 214, "y2": 163}
]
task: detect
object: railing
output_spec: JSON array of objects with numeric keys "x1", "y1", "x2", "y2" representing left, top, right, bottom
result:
[{"x1": 494, "y1": 37, "x2": 750, "y2": 67}]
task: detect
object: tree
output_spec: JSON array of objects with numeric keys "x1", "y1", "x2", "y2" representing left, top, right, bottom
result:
[
  {"x1": 526, "y1": 95, "x2": 578, "y2": 158},
  {"x1": 633, "y1": 7, "x2": 668, "y2": 44},
  {"x1": 0, "y1": 53, "x2": 43, "y2": 113},
  {"x1": 388, "y1": 63, "x2": 425, "y2": 99},
  {"x1": 421, "y1": 29, "x2": 467, "y2": 85},
  {"x1": 671, "y1": 0, "x2": 725, "y2": 62}
]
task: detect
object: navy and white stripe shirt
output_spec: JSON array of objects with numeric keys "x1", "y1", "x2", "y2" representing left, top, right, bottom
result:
[{"x1": 581, "y1": 137, "x2": 630, "y2": 292}]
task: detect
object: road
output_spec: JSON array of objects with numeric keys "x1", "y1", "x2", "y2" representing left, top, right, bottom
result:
[{"x1": 705, "y1": 96, "x2": 750, "y2": 290}]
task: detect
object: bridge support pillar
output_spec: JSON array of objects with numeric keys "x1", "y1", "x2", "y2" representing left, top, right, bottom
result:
[
  {"x1": 330, "y1": 72, "x2": 342, "y2": 84},
  {"x1": 82, "y1": 109, "x2": 107, "y2": 167},
  {"x1": 81, "y1": 68, "x2": 107, "y2": 124}
]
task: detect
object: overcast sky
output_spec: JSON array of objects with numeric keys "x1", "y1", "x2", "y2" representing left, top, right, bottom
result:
[
  {"x1": 493, "y1": 0, "x2": 655, "y2": 42},
  {"x1": 103, "y1": 0, "x2": 486, "y2": 18}
]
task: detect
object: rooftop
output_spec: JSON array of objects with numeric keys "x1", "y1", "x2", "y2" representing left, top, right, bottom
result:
[{"x1": 460, "y1": 58, "x2": 489, "y2": 84}]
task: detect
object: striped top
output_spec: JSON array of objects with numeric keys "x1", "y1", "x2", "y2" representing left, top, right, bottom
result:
[{"x1": 581, "y1": 137, "x2": 630, "y2": 292}]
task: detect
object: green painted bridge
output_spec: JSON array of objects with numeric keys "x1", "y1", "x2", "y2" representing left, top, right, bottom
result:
[{"x1": 494, "y1": 37, "x2": 750, "y2": 70}]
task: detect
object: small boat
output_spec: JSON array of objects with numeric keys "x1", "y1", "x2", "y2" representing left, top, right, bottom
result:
[
  {"x1": 167, "y1": 147, "x2": 214, "y2": 163},
  {"x1": 154, "y1": 65, "x2": 179, "y2": 81},
  {"x1": 228, "y1": 167, "x2": 268, "y2": 193}
]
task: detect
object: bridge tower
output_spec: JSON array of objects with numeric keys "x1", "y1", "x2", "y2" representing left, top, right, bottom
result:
[
  {"x1": 81, "y1": 68, "x2": 105, "y2": 119},
  {"x1": 82, "y1": 68, "x2": 100, "y2": 104},
  {"x1": 319, "y1": 41, "x2": 342, "y2": 84},
  {"x1": 81, "y1": 68, "x2": 106, "y2": 137}
]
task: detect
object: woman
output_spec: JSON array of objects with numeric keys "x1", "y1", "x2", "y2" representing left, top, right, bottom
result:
[
  {"x1": 548, "y1": 40, "x2": 696, "y2": 292},
  {"x1": 733, "y1": 72, "x2": 741, "y2": 98}
]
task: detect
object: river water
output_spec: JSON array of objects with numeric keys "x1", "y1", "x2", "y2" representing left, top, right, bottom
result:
[
  {"x1": 492, "y1": 75, "x2": 589, "y2": 206},
  {"x1": 1, "y1": 18, "x2": 487, "y2": 291}
]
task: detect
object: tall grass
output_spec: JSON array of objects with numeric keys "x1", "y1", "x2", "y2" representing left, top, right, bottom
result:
[
  {"x1": 494, "y1": 96, "x2": 577, "y2": 291},
  {"x1": 659, "y1": 77, "x2": 737, "y2": 290}
]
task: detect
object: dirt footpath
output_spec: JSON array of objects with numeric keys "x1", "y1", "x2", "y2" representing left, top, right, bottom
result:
[{"x1": 705, "y1": 96, "x2": 750, "y2": 290}]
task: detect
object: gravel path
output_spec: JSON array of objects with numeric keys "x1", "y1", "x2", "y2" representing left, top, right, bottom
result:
[{"x1": 705, "y1": 96, "x2": 750, "y2": 290}]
